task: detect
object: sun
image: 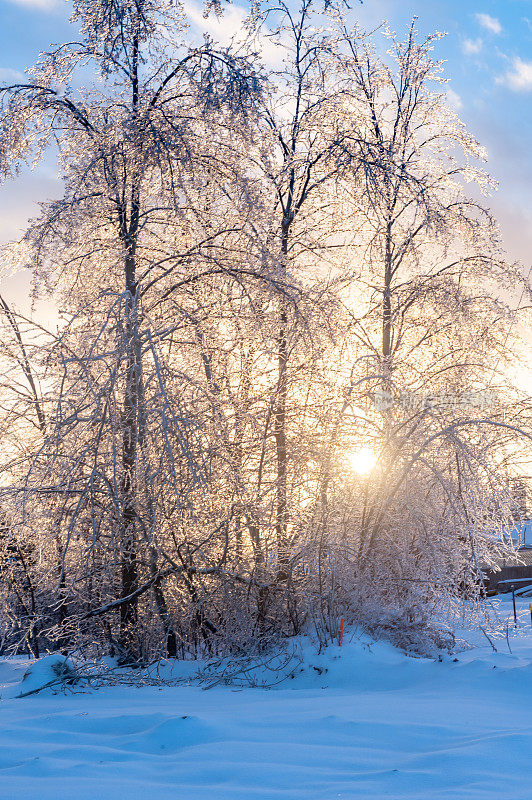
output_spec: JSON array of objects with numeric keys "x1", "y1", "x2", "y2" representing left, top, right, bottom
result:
[{"x1": 348, "y1": 447, "x2": 377, "y2": 476}]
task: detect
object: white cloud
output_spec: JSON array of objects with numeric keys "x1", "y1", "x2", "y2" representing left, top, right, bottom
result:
[
  {"x1": 184, "y1": 1, "x2": 248, "y2": 48},
  {"x1": 0, "y1": 68, "x2": 24, "y2": 84},
  {"x1": 497, "y1": 57, "x2": 532, "y2": 92},
  {"x1": 183, "y1": 0, "x2": 283, "y2": 66},
  {"x1": 476, "y1": 13, "x2": 502, "y2": 35},
  {"x1": 5, "y1": 0, "x2": 59, "y2": 9},
  {"x1": 462, "y1": 38, "x2": 483, "y2": 55},
  {"x1": 446, "y1": 89, "x2": 463, "y2": 111}
]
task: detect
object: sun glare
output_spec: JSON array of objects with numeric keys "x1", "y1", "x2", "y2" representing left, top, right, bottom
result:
[{"x1": 348, "y1": 447, "x2": 377, "y2": 476}]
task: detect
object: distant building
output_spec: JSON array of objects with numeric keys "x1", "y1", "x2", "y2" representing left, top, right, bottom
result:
[
  {"x1": 484, "y1": 478, "x2": 532, "y2": 589},
  {"x1": 510, "y1": 520, "x2": 532, "y2": 549}
]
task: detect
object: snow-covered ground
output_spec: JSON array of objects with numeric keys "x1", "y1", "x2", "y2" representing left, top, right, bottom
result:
[{"x1": 1, "y1": 598, "x2": 532, "y2": 800}]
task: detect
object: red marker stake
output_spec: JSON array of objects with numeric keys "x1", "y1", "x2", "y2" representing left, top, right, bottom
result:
[{"x1": 338, "y1": 617, "x2": 344, "y2": 647}]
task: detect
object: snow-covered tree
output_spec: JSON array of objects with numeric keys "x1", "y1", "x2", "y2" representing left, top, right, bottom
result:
[{"x1": 0, "y1": 3, "x2": 529, "y2": 661}]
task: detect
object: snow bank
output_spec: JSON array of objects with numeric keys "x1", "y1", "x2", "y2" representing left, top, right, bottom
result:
[{"x1": 1, "y1": 601, "x2": 532, "y2": 799}]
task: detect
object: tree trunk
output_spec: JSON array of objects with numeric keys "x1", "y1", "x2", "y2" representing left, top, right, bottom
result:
[
  {"x1": 118, "y1": 31, "x2": 142, "y2": 653},
  {"x1": 382, "y1": 220, "x2": 393, "y2": 367},
  {"x1": 274, "y1": 223, "x2": 290, "y2": 578}
]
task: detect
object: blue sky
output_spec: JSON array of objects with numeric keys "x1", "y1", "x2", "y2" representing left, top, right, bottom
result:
[
  {"x1": 359, "y1": 0, "x2": 532, "y2": 267},
  {"x1": 0, "y1": 0, "x2": 531, "y2": 308}
]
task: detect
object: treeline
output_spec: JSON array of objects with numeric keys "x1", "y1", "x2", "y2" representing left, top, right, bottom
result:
[{"x1": 0, "y1": 0, "x2": 529, "y2": 662}]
